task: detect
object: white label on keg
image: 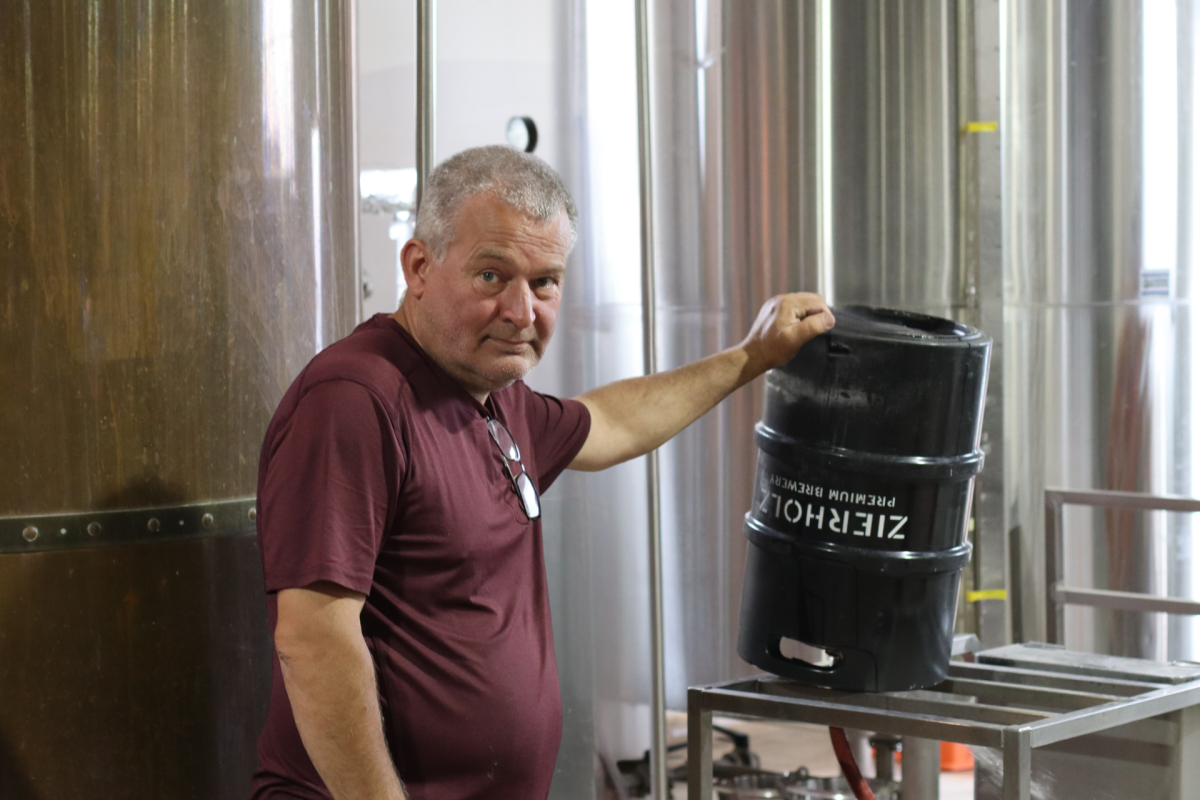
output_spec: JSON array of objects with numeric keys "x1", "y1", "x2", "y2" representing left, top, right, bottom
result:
[
  {"x1": 762, "y1": 472, "x2": 897, "y2": 509},
  {"x1": 757, "y1": 471, "x2": 906, "y2": 540},
  {"x1": 766, "y1": 473, "x2": 825, "y2": 498}
]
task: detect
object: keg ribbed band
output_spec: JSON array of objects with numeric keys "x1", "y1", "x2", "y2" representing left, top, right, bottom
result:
[
  {"x1": 755, "y1": 424, "x2": 985, "y2": 482},
  {"x1": 743, "y1": 515, "x2": 973, "y2": 575}
]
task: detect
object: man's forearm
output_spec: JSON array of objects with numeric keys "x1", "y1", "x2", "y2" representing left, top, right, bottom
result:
[
  {"x1": 572, "y1": 345, "x2": 756, "y2": 471},
  {"x1": 569, "y1": 293, "x2": 834, "y2": 472},
  {"x1": 277, "y1": 588, "x2": 406, "y2": 800}
]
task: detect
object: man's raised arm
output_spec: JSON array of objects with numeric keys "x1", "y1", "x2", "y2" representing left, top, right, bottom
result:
[
  {"x1": 274, "y1": 582, "x2": 407, "y2": 800},
  {"x1": 570, "y1": 292, "x2": 834, "y2": 472}
]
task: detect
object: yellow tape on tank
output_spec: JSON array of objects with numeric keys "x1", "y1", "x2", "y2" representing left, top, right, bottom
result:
[
  {"x1": 966, "y1": 589, "x2": 1007, "y2": 602},
  {"x1": 963, "y1": 121, "x2": 998, "y2": 134}
]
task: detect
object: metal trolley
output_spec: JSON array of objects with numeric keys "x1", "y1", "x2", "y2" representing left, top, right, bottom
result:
[{"x1": 687, "y1": 643, "x2": 1200, "y2": 800}]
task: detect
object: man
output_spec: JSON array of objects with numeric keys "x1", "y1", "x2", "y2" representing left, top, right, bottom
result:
[{"x1": 251, "y1": 146, "x2": 833, "y2": 800}]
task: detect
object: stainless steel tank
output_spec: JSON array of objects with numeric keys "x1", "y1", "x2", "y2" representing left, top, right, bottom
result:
[
  {"x1": 726, "y1": 1, "x2": 960, "y2": 310},
  {"x1": 725, "y1": 0, "x2": 1014, "y2": 650},
  {"x1": 1005, "y1": 0, "x2": 1200, "y2": 659},
  {"x1": 0, "y1": 1, "x2": 357, "y2": 796},
  {"x1": 725, "y1": 0, "x2": 1001, "y2": 632}
]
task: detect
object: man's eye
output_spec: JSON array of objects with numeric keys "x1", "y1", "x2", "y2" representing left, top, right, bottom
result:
[
  {"x1": 480, "y1": 271, "x2": 498, "y2": 282},
  {"x1": 534, "y1": 277, "x2": 558, "y2": 290}
]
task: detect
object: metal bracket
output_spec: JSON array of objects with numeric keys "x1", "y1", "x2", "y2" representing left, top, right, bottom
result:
[{"x1": 0, "y1": 497, "x2": 258, "y2": 553}]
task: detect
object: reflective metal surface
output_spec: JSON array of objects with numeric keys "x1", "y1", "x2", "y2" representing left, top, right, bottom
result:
[
  {"x1": 724, "y1": 4, "x2": 819, "y2": 702},
  {"x1": 0, "y1": 0, "x2": 356, "y2": 795},
  {"x1": 552, "y1": 8, "x2": 969, "y2": 792},
  {"x1": 633, "y1": 0, "x2": 669, "y2": 794},
  {"x1": 539, "y1": 0, "x2": 652, "y2": 794},
  {"x1": 1005, "y1": 1, "x2": 1200, "y2": 660},
  {"x1": 654, "y1": 0, "x2": 756, "y2": 706},
  {"x1": 416, "y1": 0, "x2": 436, "y2": 209},
  {"x1": 824, "y1": 1, "x2": 961, "y2": 318},
  {"x1": 961, "y1": 0, "x2": 1007, "y2": 649},
  {"x1": 650, "y1": 0, "x2": 973, "y2": 712},
  {"x1": 0, "y1": 534, "x2": 271, "y2": 798},
  {"x1": 541, "y1": 0, "x2": 750, "y2": 794},
  {"x1": 725, "y1": 0, "x2": 1003, "y2": 643},
  {"x1": 0, "y1": 0, "x2": 358, "y2": 516}
]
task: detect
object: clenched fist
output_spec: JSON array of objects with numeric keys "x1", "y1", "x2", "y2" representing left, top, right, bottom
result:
[{"x1": 740, "y1": 293, "x2": 835, "y2": 375}]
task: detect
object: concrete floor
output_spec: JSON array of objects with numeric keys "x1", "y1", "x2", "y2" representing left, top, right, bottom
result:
[{"x1": 667, "y1": 711, "x2": 974, "y2": 799}]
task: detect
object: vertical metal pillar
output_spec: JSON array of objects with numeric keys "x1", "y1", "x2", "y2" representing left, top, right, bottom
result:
[
  {"x1": 686, "y1": 689, "x2": 713, "y2": 800},
  {"x1": 415, "y1": 0, "x2": 436, "y2": 211},
  {"x1": 1171, "y1": 705, "x2": 1200, "y2": 799},
  {"x1": 1002, "y1": 729, "x2": 1032, "y2": 800},
  {"x1": 348, "y1": 0, "x2": 363, "y2": 322},
  {"x1": 959, "y1": 0, "x2": 1006, "y2": 649},
  {"x1": 1045, "y1": 492, "x2": 1064, "y2": 644},
  {"x1": 901, "y1": 736, "x2": 942, "y2": 800},
  {"x1": 815, "y1": 0, "x2": 835, "y2": 304},
  {"x1": 634, "y1": 0, "x2": 667, "y2": 797}
]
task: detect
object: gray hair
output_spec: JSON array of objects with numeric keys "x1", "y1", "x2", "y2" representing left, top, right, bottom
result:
[{"x1": 413, "y1": 145, "x2": 578, "y2": 259}]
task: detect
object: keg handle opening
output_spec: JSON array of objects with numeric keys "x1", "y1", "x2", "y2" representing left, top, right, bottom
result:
[{"x1": 777, "y1": 637, "x2": 843, "y2": 671}]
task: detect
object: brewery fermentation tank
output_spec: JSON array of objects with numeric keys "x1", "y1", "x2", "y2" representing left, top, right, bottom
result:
[
  {"x1": 722, "y1": 0, "x2": 1004, "y2": 646},
  {"x1": 1005, "y1": 1, "x2": 1200, "y2": 657},
  {"x1": 0, "y1": 1, "x2": 357, "y2": 796}
]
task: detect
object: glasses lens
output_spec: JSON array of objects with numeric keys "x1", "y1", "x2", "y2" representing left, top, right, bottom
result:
[
  {"x1": 487, "y1": 419, "x2": 520, "y2": 461},
  {"x1": 515, "y1": 471, "x2": 541, "y2": 520}
]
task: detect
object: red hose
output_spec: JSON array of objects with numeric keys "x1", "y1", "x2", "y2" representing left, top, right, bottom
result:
[{"x1": 829, "y1": 727, "x2": 876, "y2": 800}]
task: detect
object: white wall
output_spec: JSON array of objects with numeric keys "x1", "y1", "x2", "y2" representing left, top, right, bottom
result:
[{"x1": 357, "y1": 0, "x2": 561, "y2": 318}]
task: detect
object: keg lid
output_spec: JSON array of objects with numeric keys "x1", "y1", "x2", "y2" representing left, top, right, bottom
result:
[
  {"x1": 831, "y1": 306, "x2": 985, "y2": 344},
  {"x1": 765, "y1": 304, "x2": 992, "y2": 460}
]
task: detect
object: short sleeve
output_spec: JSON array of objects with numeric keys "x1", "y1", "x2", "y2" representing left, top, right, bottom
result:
[
  {"x1": 258, "y1": 380, "x2": 403, "y2": 594},
  {"x1": 522, "y1": 390, "x2": 591, "y2": 491}
]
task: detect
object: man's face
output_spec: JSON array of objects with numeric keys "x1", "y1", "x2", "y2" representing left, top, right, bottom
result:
[{"x1": 399, "y1": 193, "x2": 571, "y2": 401}]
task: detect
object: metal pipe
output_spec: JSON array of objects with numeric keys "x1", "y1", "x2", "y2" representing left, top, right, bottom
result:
[
  {"x1": 415, "y1": 0, "x2": 436, "y2": 212},
  {"x1": 816, "y1": 0, "x2": 834, "y2": 303},
  {"x1": 348, "y1": 0, "x2": 362, "y2": 323},
  {"x1": 634, "y1": 0, "x2": 668, "y2": 797}
]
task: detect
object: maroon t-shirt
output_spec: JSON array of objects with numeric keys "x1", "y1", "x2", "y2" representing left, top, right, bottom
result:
[{"x1": 250, "y1": 314, "x2": 591, "y2": 800}]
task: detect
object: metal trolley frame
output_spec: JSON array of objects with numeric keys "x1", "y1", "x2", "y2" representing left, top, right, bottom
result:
[
  {"x1": 1044, "y1": 487, "x2": 1200, "y2": 643},
  {"x1": 687, "y1": 645, "x2": 1200, "y2": 800}
]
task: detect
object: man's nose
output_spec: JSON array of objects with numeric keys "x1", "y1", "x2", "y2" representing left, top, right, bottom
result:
[{"x1": 499, "y1": 282, "x2": 535, "y2": 328}]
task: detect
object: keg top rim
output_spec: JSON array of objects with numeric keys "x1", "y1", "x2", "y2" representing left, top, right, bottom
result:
[{"x1": 830, "y1": 306, "x2": 987, "y2": 343}]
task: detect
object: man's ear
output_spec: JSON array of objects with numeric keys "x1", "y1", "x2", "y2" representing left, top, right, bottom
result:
[{"x1": 400, "y1": 239, "x2": 434, "y2": 299}]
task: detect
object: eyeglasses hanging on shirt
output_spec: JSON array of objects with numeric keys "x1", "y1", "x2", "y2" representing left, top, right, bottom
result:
[{"x1": 487, "y1": 418, "x2": 542, "y2": 521}]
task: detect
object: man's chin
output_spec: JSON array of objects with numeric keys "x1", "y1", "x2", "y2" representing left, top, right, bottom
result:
[{"x1": 467, "y1": 356, "x2": 540, "y2": 393}]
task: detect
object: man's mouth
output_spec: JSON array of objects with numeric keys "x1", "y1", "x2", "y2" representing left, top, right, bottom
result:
[{"x1": 488, "y1": 336, "x2": 534, "y2": 348}]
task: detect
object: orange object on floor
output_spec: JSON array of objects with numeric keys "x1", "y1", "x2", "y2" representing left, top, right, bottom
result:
[{"x1": 940, "y1": 741, "x2": 974, "y2": 772}]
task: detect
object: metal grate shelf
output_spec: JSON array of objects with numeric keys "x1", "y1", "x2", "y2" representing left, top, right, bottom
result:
[{"x1": 687, "y1": 644, "x2": 1200, "y2": 800}]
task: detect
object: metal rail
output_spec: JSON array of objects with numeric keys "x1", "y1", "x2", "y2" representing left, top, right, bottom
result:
[
  {"x1": 1044, "y1": 488, "x2": 1200, "y2": 644},
  {"x1": 687, "y1": 644, "x2": 1200, "y2": 800},
  {"x1": 415, "y1": 0, "x2": 436, "y2": 212},
  {"x1": 633, "y1": 0, "x2": 667, "y2": 797}
]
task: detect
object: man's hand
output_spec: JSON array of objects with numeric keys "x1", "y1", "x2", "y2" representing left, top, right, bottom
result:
[
  {"x1": 275, "y1": 582, "x2": 407, "y2": 800},
  {"x1": 570, "y1": 293, "x2": 834, "y2": 471},
  {"x1": 739, "y1": 292, "x2": 836, "y2": 375}
]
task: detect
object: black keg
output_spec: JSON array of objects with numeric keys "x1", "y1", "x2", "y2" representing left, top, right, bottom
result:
[{"x1": 737, "y1": 307, "x2": 991, "y2": 692}]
